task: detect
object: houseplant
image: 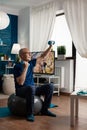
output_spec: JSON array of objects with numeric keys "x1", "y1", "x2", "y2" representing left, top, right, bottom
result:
[
  {"x1": 0, "y1": 53, "x2": 4, "y2": 60},
  {"x1": 57, "y1": 45, "x2": 66, "y2": 59}
]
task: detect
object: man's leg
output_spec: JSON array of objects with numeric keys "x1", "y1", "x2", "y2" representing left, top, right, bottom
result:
[
  {"x1": 35, "y1": 83, "x2": 56, "y2": 117},
  {"x1": 16, "y1": 86, "x2": 35, "y2": 121}
]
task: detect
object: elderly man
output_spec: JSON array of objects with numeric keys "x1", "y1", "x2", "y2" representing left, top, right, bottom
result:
[{"x1": 13, "y1": 44, "x2": 56, "y2": 122}]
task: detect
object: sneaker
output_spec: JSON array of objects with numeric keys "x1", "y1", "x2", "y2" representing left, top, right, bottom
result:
[
  {"x1": 27, "y1": 114, "x2": 34, "y2": 122},
  {"x1": 41, "y1": 110, "x2": 56, "y2": 117}
]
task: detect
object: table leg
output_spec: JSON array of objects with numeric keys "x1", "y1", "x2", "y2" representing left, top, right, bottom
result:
[
  {"x1": 75, "y1": 98, "x2": 78, "y2": 118},
  {"x1": 70, "y1": 96, "x2": 75, "y2": 126}
]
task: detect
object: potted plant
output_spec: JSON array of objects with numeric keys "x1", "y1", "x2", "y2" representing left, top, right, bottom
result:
[
  {"x1": 57, "y1": 45, "x2": 66, "y2": 59},
  {"x1": 0, "y1": 53, "x2": 4, "y2": 60}
]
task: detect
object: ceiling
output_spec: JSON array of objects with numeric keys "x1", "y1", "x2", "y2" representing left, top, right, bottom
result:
[{"x1": 0, "y1": 0, "x2": 56, "y2": 11}]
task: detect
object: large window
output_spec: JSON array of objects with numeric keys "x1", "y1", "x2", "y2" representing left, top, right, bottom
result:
[{"x1": 51, "y1": 12, "x2": 72, "y2": 58}]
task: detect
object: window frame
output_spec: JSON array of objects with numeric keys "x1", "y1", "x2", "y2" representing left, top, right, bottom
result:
[{"x1": 53, "y1": 12, "x2": 76, "y2": 60}]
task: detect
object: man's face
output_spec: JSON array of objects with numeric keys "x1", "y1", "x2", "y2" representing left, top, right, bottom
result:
[{"x1": 20, "y1": 48, "x2": 31, "y2": 61}]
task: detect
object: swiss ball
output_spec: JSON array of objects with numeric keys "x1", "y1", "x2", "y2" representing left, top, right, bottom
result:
[{"x1": 8, "y1": 94, "x2": 42, "y2": 116}]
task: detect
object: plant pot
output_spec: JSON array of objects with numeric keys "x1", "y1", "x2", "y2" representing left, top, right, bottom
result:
[{"x1": 57, "y1": 55, "x2": 66, "y2": 60}]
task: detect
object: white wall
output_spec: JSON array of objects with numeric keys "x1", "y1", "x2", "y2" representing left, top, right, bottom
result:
[{"x1": 55, "y1": 59, "x2": 74, "y2": 93}]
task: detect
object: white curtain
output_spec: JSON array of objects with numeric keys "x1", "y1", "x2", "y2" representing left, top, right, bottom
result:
[
  {"x1": 63, "y1": 0, "x2": 87, "y2": 58},
  {"x1": 75, "y1": 52, "x2": 87, "y2": 89},
  {"x1": 63, "y1": 0, "x2": 87, "y2": 89},
  {"x1": 30, "y1": 1, "x2": 57, "y2": 51}
]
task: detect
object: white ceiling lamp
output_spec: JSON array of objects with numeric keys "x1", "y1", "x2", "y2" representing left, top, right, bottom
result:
[{"x1": 0, "y1": 11, "x2": 10, "y2": 30}]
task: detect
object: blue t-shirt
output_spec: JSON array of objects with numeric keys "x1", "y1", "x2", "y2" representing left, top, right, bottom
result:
[{"x1": 13, "y1": 59, "x2": 36, "y2": 89}]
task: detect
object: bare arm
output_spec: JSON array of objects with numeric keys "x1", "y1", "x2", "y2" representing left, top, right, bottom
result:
[
  {"x1": 16, "y1": 62, "x2": 29, "y2": 85},
  {"x1": 36, "y1": 45, "x2": 52, "y2": 64}
]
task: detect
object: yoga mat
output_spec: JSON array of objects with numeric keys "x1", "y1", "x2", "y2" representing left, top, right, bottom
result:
[{"x1": 0, "y1": 103, "x2": 58, "y2": 118}]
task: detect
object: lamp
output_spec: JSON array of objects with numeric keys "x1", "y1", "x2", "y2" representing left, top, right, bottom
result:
[
  {"x1": 0, "y1": 11, "x2": 10, "y2": 30},
  {"x1": 11, "y1": 43, "x2": 21, "y2": 62},
  {"x1": 11, "y1": 43, "x2": 20, "y2": 54}
]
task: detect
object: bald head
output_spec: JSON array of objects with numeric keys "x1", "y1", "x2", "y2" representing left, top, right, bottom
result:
[
  {"x1": 19, "y1": 48, "x2": 31, "y2": 61},
  {"x1": 19, "y1": 48, "x2": 29, "y2": 56}
]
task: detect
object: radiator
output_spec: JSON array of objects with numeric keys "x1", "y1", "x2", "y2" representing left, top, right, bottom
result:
[{"x1": 55, "y1": 66, "x2": 64, "y2": 88}]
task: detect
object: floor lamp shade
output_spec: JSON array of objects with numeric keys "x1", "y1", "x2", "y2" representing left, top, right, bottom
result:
[
  {"x1": 0, "y1": 11, "x2": 10, "y2": 30},
  {"x1": 11, "y1": 44, "x2": 20, "y2": 54}
]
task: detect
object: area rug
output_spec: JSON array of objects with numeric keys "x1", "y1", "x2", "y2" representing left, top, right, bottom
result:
[{"x1": 0, "y1": 103, "x2": 58, "y2": 118}]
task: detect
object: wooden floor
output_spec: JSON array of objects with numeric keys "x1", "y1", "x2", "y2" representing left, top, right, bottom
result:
[{"x1": 0, "y1": 94, "x2": 87, "y2": 130}]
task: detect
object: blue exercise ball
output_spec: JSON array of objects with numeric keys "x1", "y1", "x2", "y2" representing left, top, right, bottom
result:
[{"x1": 8, "y1": 94, "x2": 42, "y2": 116}]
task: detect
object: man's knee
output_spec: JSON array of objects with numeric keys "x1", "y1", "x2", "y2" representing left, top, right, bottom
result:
[
  {"x1": 26, "y1": 86, "x2": 35, "y2": 95},
  {"x1": 46, "y1": 83, "x2": 54, "y2": 93}
]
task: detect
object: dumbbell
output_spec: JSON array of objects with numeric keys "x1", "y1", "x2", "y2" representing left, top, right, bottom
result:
[{"x1": 48, "y1": 40, "x2": 55, "y2": 45}]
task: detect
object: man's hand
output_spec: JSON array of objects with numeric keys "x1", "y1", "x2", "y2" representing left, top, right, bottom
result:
[{"x1": 23, "y1": 61, "x2": 29, "y2": 69}]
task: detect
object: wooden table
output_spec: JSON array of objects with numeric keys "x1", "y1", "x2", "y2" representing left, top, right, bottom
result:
[{"x1": 70, "y1": 90, "x2": 87, "y2": 126}]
